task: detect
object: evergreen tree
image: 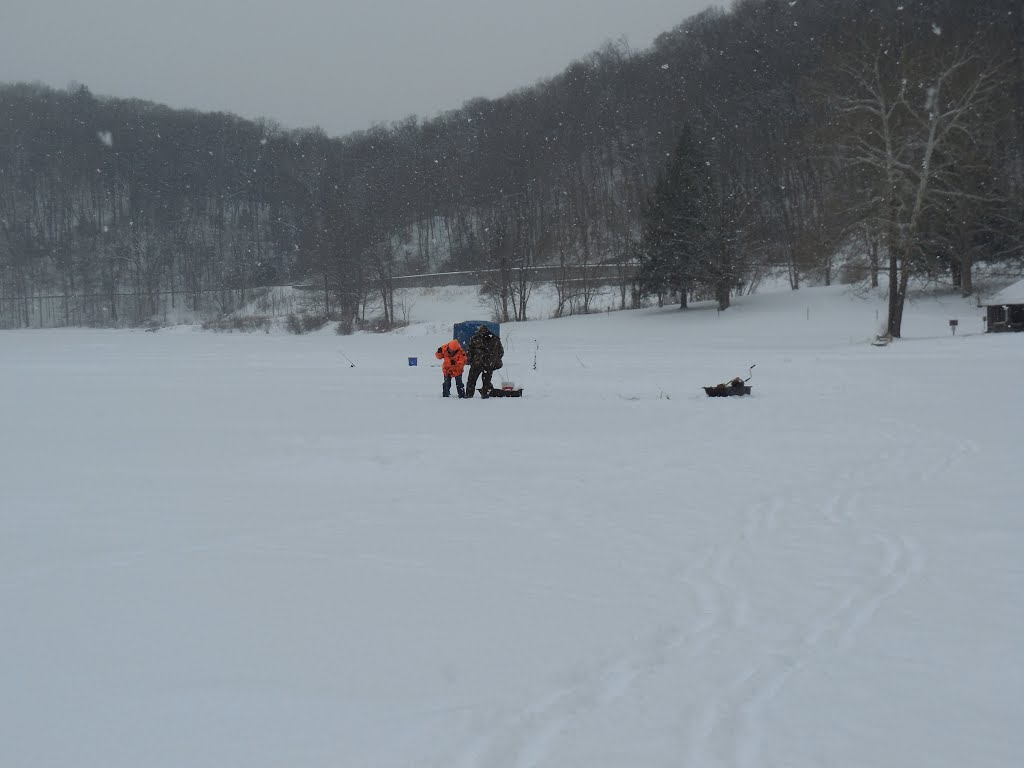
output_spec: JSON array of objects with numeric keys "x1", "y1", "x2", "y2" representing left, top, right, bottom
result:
[{"x1": 638, "y1": 126, "x2": 707, "y2": 308}]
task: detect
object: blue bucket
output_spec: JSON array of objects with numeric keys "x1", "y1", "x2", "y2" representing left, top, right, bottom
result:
[{"x1": 408, "y1": 357, "x2": 417, "y2": 366}]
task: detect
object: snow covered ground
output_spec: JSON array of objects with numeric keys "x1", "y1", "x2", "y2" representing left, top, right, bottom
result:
[{"x1": 1, "y1": 285, "x2": 1021, "y2": 768}]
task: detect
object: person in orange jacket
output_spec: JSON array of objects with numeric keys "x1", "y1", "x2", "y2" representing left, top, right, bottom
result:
[{"x1": 435, "y1": 338, "x2": 467, "y2": 398}]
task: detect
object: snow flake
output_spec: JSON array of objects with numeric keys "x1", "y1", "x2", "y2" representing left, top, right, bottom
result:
[
  {"x1": 97, "y1": 130, "x2": 113, "y2": 147},
  {"x1": 931, "y1": 23, "x2": 942, "y2": 35}
]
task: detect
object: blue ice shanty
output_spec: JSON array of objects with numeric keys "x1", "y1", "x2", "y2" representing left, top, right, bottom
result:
[{"x1": 453, "y1": 320, "x2": 500, "y2": 350}]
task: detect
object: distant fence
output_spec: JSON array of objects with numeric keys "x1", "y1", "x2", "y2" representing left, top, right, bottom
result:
[
  {"x1": 292, "y1": 264, "x2": 639, "y2": 291},
  {"x1": 391, "y1": 264, "x2": 637, "y2": 289},
  {"x1": 2, "y1": 265, "x2": 638, "y2": 329},
  {"x1": 0, "y1": 287, "x2": 287, "y2": 330}
]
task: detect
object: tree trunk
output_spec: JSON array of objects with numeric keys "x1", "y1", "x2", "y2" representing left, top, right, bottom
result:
[
  {"x1": 958, "y1": 221, "x2": 974, "y2": 297},
  {"x1": 886, "y1": 239, "x2": 901, "y2": 337},
  {"x1": 894, "y1": 262, "x2": 910, "y2": 336},
  {"x1": 887, "y1": 243, "x2": 911, "y2": 338},
  {"x1": 867, "y1": 228, "x2": 880, "y2": 289},
  {"x1": 960, "y1": 252, "x2": 974, "y2": 297},
  {"x1": 885, "y1": 184, "x2": 905, "y2": 337},
  {"x1": 716, "y1": 280, "x2": 730, "y2": 311}
]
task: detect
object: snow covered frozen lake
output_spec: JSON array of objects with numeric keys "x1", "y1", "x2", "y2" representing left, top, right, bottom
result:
[{"x1": 1, "y1": 285, "x2": 1021, "y2": 767}]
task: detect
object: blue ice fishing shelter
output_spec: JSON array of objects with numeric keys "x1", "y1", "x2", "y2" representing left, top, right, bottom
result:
[{"x1": 453, "y1": 320, "x2": 500, "y2": 350}]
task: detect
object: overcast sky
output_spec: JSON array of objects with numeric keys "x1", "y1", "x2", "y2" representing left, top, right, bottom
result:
[{"x1": 2, "y1": 0, "x2": 718, "y2": 137}]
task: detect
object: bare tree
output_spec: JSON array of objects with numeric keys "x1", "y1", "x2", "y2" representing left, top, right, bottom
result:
[{"x1": 835, "y1": 39, "x2": 1006, "y2": 336}]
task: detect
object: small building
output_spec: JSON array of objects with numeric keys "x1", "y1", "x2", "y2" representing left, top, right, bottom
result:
[
  {"x1": 453, "y1": 320, "x2": 500, "y2": 350},
  {"x1": 983, "y1": 278, "x2": 1024, "y2": 332}
]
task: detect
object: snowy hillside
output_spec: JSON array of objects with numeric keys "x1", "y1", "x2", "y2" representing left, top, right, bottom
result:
[{"x1": 1, "y1": 285, "x2": 1021, "y2": 768}]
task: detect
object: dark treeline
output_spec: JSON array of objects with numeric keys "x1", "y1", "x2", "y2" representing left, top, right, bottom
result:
[{"x1": 1, "y1": 0, "x2": 1021, "y2": 334}]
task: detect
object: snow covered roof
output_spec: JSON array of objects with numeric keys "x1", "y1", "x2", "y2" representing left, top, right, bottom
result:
[{"x1": 983, "y1": 278, "x2": 1024, "y2": 306}]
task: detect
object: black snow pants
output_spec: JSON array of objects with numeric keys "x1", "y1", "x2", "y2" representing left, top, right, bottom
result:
[{"x1": 466, "y1": 367, "x2": 494, "y2": 398}]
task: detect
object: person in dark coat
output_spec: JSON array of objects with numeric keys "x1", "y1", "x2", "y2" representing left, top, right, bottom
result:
[{"x1": 465, "y1": 324, "x2": 504, "y2": 398}]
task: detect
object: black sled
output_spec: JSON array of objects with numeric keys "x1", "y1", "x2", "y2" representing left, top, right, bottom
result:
[
  {"x1": 483, "y1": 387, "x2": 524, "y2": 398},
  {"x1": 703, "y1": 365, "x2": 754, "y2": 397}
]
